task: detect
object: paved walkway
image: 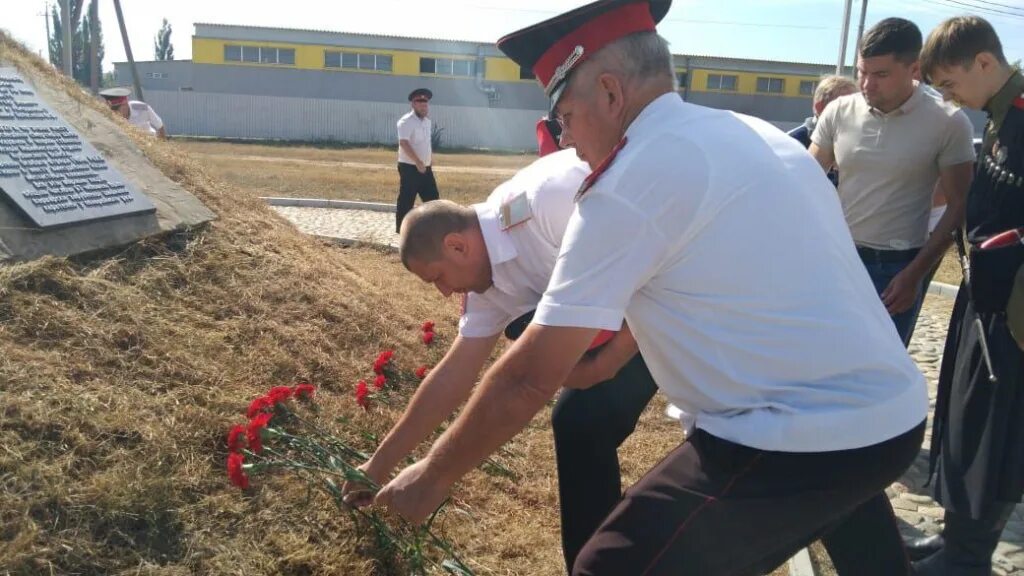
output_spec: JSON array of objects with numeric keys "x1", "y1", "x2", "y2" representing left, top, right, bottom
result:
[
  {"x1": 273, "y1": 203, "x2": 1024, "y2": 575},
  {"x1": 271, "y1": 205, "x2": 398, "y2": 248}
]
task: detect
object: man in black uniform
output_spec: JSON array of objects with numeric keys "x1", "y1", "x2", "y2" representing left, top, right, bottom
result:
[{"x1": 907, "y1": 16, "x2": 1024, "y2": 575}]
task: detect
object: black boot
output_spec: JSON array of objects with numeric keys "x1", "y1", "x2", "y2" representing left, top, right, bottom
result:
[
  {"x1": 911, "y1": 505, "x2": 1014, "y2": 576},
  {"x1": 905, "y1": 533, "x2": 945, "y2": 562}
]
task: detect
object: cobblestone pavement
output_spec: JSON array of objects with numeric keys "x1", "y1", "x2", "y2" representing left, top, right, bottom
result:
[
  {"x1": 271, "y1": 205, "x2": 398, "y2": 248},
  {"x1": 273, "y1": 204, "x2": 1024, "y2": 575}
]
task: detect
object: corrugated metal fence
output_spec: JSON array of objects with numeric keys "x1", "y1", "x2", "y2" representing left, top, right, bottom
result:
[{"x1": 145, "y1": 91, "x2": 543, "y2": 151}]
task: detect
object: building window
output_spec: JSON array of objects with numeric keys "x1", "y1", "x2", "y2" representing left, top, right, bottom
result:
[
  {"x1": 325, "y1": 51, "x2": 392, "y2": 72},
  {"x1": 706, "y1": 73, "x2": 738, "y2": 91},
  {"x1": 677, "y1": 71, "x2": 688, "y2": 89},
  {"x1": 756, "y1": 77, "x2": 786, "y2": 94},
  {"x1": 145, "y1": 72, "x2": 168, "y2": 79},
  {"x1": 799, "y1": 80, "x2": 816, "y2": 96},
  {"x1": 519, "y1": 66, "x2": 535, "y2": 80},
  {"x1": 419, "y1": 57, "x2": 476, "y2": 77},
  {"x1": 224, "y1": 44, "x2": 294, "y2": 66}
]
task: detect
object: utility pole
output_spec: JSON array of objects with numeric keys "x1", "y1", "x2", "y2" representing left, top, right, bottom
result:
[
  {"x1": 854, "y1": 0, "x2": 870, "y2": 79},
  {"x1": 61, "y1": 0, "x2": 72, "y2": 77},
  {"x1": 113, "y1": 0, "x2": 144, "y2": 101},
  {"x1": 89, "y1": 0, "x2": 99, "y2": 93},
  {"x1": 836, "y1": 0, "x2": 854, "y2": 76}
]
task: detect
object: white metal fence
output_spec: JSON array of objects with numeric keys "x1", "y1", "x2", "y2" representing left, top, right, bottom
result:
[{"x1": 145, "y1": 91, "x2": 544, "y2": 151}]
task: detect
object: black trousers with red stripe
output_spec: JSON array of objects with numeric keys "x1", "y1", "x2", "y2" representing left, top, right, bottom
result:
[{"x1": 573, "y1": 421, "x2": 925, "y2": 576}]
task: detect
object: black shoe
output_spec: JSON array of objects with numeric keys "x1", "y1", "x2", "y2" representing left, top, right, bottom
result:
[{"x1": 905, "y1": 534, "x2": 945, "y2": 562}]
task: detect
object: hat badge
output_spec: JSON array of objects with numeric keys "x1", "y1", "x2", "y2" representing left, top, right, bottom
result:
[{"x1": 545, "y1": 45, "x2": 585, "y2": 97}]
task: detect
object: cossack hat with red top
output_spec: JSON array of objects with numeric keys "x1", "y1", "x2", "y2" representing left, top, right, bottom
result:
[{"x1": 497, "y1": 0, "x2": 671, "y2": 115}]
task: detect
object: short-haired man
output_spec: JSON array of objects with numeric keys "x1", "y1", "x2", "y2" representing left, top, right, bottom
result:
[
  {"x1": 395, "y1": 88, "x2": 440, "y2": 233},
  {"x1": 903, "y1": 16, "x2": 1024, "y2": 575},
  {"x1": 343, "y1": 142, "x2": 660, "y2": 573},
  {"x1": 374, "y1": 1, "x2": 928, "y2": 574},
  {"x1": 99, "y1": 87, "x2": 167, "y2": 139},
  {"x1": 810, "y1": 17, "x2": 975, "y2": 346},
  {"x1": 788, "y1": 75, "x2": 858, "y2": 187}
]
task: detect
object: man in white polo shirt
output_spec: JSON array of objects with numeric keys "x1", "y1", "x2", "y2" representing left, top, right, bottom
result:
[
  {"x1": 344, "y1": 144, "x2": 660, "y2": 573},
  {"x1": 395, "y1": 88, "x2": 440, "y2": 233},
  {"x1": 810, "y1": 17, "x2": 975, "y2": 346},
  {"x1": 375, "y1": 1, "x2": 927, "y2": 574}
]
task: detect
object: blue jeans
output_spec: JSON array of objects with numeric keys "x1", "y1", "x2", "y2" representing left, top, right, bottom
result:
[{"x1": 858, "y1": 248, "x2": 925, "y2": 346}]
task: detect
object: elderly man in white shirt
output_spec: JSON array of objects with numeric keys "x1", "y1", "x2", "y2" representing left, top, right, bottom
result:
[
  {"x1": 99, "y1": 88, "x2": 167, "y2": 139},
  {"x1": 374, "y1": 1, "x2": 929, "y2": 575}
]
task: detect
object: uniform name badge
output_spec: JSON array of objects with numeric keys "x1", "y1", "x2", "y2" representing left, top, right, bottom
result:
[{"x1": 499, "y1": 192, "x2": 532, "y2": 230}]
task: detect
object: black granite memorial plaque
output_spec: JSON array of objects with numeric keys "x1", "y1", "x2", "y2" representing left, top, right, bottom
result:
[{"x1": 0, "y1": 68, "x2": 156, "y2": 228}]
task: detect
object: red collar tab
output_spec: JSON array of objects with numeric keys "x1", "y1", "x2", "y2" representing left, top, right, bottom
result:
[
  {"x1": 576, "y1": 137, "x2": 628, "y2": 201},
  {"x1": 534, "y1": 2, "x2": 657, "y2": 97},
  {"x1": 536, "y1": 118, "x2": 561, "y2": 157},
  {"x1": 1013, "y1": 93, "x2": 1024, "y2": 110}
]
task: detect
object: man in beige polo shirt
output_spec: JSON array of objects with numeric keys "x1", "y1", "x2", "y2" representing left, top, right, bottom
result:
[{"x1": 810, "y1": 17, "x2": 974, "y2": 345}]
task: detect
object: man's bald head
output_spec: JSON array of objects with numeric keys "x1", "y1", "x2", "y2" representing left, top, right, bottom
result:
[{"x1": 399, "y1": 200, "x2": 479, "y2": 269}]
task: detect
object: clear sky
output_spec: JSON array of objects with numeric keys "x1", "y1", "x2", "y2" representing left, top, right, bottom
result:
[{"x1": 3, "y1": 0, "x2": 1023, "y2": 73}]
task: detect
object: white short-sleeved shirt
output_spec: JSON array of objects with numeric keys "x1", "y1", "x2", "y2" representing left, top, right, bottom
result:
[
  {"x1": 127, "y1": 101, "x2": 164, "y2": 135},
  {"x1": 397, "y1": 111, "x2": 432, "y2": 166},
  {"x1": 812, "y1": 84, "x2": 975, "y2": 250},
  {"x1": 535, "y1": 93, "x2": 927, "y2": 453},
  {"x1": 459, "y1": 149, "x2": 589, "y2": 338}
]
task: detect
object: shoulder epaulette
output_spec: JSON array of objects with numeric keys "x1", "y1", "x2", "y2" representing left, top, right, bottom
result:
[{"x1": 575, "y1": 137, "x2": 628, "y2": 201}]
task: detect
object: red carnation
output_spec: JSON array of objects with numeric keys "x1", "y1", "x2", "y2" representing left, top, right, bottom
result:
[
  {"x1": 226, "y1": 424, "x2": 246, "y2": 453},
  {"x1": 246, "y1": 412, "x2": 271, "y2": 454},
  {"x1": 415, "y1": 365, "x2": 429, "y2": 379},
  {"x1": 373, "y1": 353, "x2": 390, "y2": 375},
  {"x1": 355, "y1": 380, "x2": 370, "y2": 410},
  {"x1": 227, "y1": 452, "x2": 249, "y2": 489},
  {"x1": 267, "y1": 386, "x2": 293, "y2": 405},
  {"x1": 382, "y1": 349, "x2": 395, "y2": 360},
  {"x1": 246, "y1": 395, "x2": 272, "y2": 419},
  {"x1": 294, "y1": 383, "x2": 315, "y2": 399},
  {"x1": 374, "y1": 374, "x2": 386, "y2": 390},
  {"x1": 422, "y1": 331, "x2": 435, "y2": 345},
  {"x1": 421, "y1": 321, "x2": 435, "y2": 332}
]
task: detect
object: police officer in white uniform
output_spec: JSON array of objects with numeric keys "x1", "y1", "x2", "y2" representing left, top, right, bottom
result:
[
  {"x1": 342, "y1": 143, "x2": 660, "y2": 573},
  {"x1": 99, "y1": 88, "x2": 167, "y2": 139},
  {"x1": 395, "y1": 88, "x2": 440, "y2": 233},
  {"x1": 374, "y1": 1, "x2": 928, "y2": 574}
]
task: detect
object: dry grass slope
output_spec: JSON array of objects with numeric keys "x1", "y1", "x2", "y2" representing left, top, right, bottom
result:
[{"x1": 0, "y1": 33, "x2": 687, "y2": 576}]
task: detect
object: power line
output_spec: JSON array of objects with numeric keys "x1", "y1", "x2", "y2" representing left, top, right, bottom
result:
[
  {"x1": 963, "y1": 0, "x2": 1024, "y2": 13},
  {"x1": 919, "y1": 0, "x2": 1024, "y2": 19}
]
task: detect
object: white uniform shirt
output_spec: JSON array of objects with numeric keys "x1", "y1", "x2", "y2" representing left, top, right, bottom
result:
[
  {"x1": 459, "y1": 149, "x2": 589, "y2": 338},
  {"x1": 127, "y1": 101, "x2": 164, "y2": 136},
  {"x1": 812, "y1": 84, "x2": 975, "y2": 250},
  {"x1": 397, "y1": 111, "x2": 432, "y2": 166},
  {"x1": 535, "y1": 93, "x2": 927, "y2": 453}
]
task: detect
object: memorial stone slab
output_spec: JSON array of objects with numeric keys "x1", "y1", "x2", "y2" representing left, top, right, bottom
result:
[{"x1": 0, "y1": 68, "x2": 156, "y2": 228}]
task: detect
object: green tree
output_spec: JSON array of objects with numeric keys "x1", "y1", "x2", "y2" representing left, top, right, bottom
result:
[
  {"x1": 154, "y1": 18, "x2": 174, "y2": 61},
  {"x1": 47, "y1": 0, "x2": 104, "y2": 87}
]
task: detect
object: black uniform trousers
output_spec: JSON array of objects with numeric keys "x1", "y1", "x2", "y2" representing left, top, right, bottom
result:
[
  {"x1": 503, "y1": 312, "x2": 659, "y2": 574},
  {"x1": 573, "y1": 422, "x2": 925, "y2": 576},
  {"x1": 396, "y1": 162, "x2": 440, "y2": 233}
]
